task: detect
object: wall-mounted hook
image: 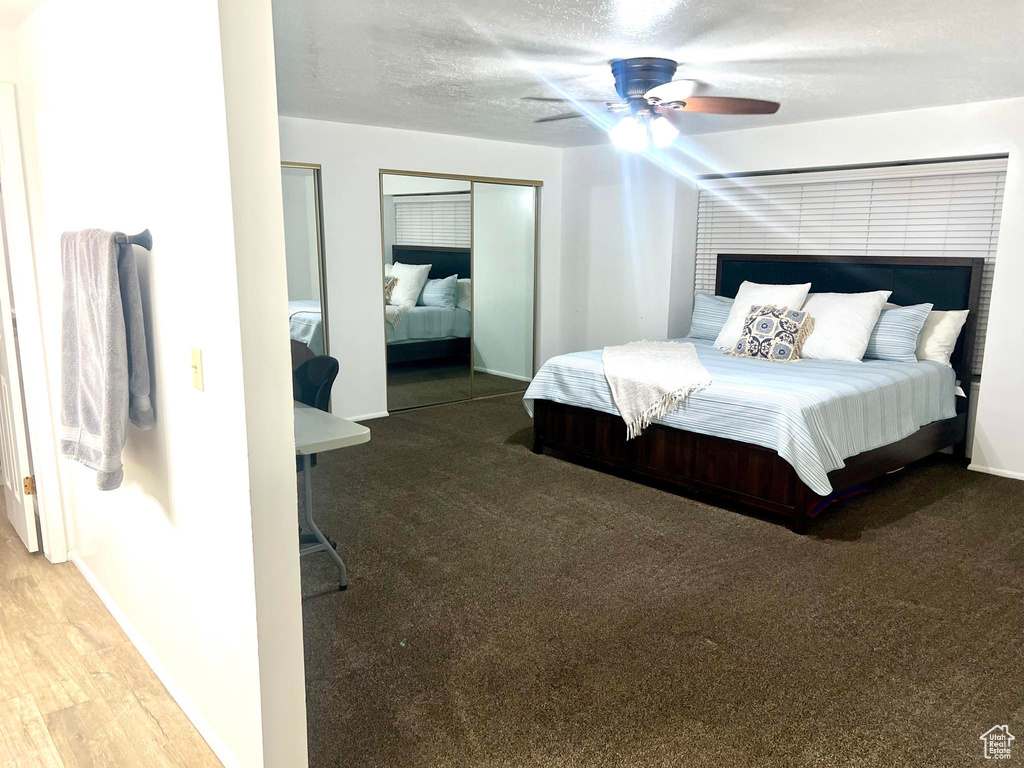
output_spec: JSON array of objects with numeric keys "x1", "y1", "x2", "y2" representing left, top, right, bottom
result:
[{"x1": 116, "y1": 229, "x2": 153, "y2": 250}]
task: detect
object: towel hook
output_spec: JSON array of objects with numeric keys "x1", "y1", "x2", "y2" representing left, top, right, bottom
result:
[{"x1": 116, "y1": 229, "x2": 153, "y2": 250}]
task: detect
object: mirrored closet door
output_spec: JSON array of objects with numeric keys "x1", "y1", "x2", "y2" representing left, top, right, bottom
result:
[
  {"x1": 379, "y1": 172, "x2": 538, "y2": 411},
  {"x1": 472, "y1": 182, "x2": 536, "y2": 398},
  {"x1": 282, "y1": 163, "x2": 328, "y2": 369}
]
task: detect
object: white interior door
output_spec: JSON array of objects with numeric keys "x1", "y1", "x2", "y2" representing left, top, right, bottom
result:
[{"x1": 0, "y1": 190, "x2": 38, "y2": 552}]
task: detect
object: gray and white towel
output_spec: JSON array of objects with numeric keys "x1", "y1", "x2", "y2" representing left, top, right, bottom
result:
[
  {"x1": 602, "y1": 340, "x2": 711, "y2": 439},
  {"x1": 60, "y1": 229, "x2": 154, "y2": 490}
]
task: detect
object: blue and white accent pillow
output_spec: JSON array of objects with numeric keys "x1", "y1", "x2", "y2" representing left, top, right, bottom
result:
[
  {"x1": 863, "y1": 303, "x2": 933, "y2": 362},
  {"x1": 418, "y1": 274, "x2": 458, "y2": 308},
  {"x1": 689, "y1": 293, "x2": 734, "y2": 341},
  {"x1": 727, "y1": 304, "x2": 814, "y2": 363}
]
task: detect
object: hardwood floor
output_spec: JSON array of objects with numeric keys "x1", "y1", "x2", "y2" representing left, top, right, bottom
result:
[{"x1": 0, "y1": 515, "x2": 221, "y2": 767}]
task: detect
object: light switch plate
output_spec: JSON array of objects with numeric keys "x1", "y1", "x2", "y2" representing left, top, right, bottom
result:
[{"x1": 191, "y1": 348, "x2": 204, "y2": 391}]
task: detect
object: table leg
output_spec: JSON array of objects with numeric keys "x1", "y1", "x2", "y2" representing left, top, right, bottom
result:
[{"x1": 299, "y1": 454, "x2": 348, "y2": 590}]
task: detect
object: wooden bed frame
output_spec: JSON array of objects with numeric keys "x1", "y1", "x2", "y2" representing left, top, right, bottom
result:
[
  {"x1": 531, "y1": 254, "x2": 984, "y2": 533},
  {"x1": 387, "y1": 245, "x2": 471, "y2": 366}
]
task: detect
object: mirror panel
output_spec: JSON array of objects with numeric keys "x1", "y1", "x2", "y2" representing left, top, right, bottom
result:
[
  {"x1": 381, "y1": 174, "x2": 473, "y2": 410},
  {"x1": 471, "y1": 182, "x2": 536, "y2": 397},
  {"x1": 282, "y1": 164, "x2": 327, "y2": 367}
]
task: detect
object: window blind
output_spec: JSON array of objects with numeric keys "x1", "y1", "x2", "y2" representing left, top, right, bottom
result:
[
  {"x1": 695, "y1": 159, "x2": 1006, "y2": 375},
  {"x1": 394, "y1": 194, "x2": 471, "y2": 248}
]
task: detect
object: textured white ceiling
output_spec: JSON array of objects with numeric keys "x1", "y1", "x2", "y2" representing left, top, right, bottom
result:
[{"x1": 272, "y1": 0, "x2": 1024, "y2": 148}]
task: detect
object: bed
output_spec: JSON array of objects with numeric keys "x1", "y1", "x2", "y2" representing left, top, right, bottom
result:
[
  {"x1": 289, "y1": 300, "x2": 324, "y2": 357},
  {"x1": 387, "y1": 245, "x2": 471, "y2": 366},
  {"x1": 526, "y1": 254, "x2": 983, "y2": 532}
]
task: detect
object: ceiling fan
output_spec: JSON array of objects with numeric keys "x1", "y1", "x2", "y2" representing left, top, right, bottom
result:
[{"x1": 526, "y1": 57, "x2": 779, "y2": 150}]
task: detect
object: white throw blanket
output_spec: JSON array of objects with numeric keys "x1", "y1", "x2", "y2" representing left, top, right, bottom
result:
[
  {"x1": 385, "y1": 304, "x2": 404, "y2": 328},
  {"x1": 602, "y1": 340, "x2": 711, "y2": 440}
]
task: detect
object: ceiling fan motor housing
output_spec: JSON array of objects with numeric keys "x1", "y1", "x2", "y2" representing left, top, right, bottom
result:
[{"x1": 610, "y1": 57, "x2": 678, "y2": 100}]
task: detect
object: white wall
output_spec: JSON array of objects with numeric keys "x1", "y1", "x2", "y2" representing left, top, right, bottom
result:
[
  {"x1": 0, "y1": 28, "x2": 16, "y2": 80},
  {"x1": 559, "y1": 145, "x2": 697, "y2": 352},
  {"x1": 217, "y1": 0, "x2": 309, "y2": 764},
  {"x1": 278, "y1": 116, "x2": 562, "y2": 420},
  {"x1": 14, "y1": 1, "x2": 306, "y2": 766},
  {"x1": 558, "y1": 97, "x2": 1024, "y2": 480}
]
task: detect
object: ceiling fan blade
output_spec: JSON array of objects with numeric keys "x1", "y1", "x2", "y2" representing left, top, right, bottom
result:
[
  {"x1": 523, "y1": 96, "x2": 615, "y2": 104},
  {"x1": 643, "y1": 79, "x2": 697, "y2": 102},
  {"x1": 534, "y1": 112, "x2": 585, "y2": 123},
  {"x1": 660, "y1": 96, "x2": 779, "y2": 115}
]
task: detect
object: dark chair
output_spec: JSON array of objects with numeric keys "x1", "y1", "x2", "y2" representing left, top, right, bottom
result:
[
  {"x1": 294, "y1": 355, "x2": 340, "y2": 556},
  {"x1": 290, "y1": 339, "x2": 315, "y2": 372},
  {"x1": 293, "y1": 355, "x2": 339, "y2": 471}
]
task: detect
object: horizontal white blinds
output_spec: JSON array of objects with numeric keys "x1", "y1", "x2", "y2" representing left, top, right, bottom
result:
[
  {"x1": 695, "y1": 159, "x2": 1007, "y2": 374},
  {"x1": 394, "y1": 195, "x2": 471, "y2": 248}
]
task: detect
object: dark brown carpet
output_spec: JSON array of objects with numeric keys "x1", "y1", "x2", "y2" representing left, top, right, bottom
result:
[
  {"x1": 387, "y1": 360, "x2": 526, "y2": 411},
  {"x1": 300, "y1": 394, "x2": 1024, "y2": 768}
]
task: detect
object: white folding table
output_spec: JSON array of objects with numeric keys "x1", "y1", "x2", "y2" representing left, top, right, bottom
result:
[{"x1": 294, "y1": 402, "x2": 370, "y2": 590}]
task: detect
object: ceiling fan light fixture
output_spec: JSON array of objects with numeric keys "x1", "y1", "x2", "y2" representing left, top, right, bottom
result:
[
  {"x1": 650, "y1": 115, "x2": 679, "y2": 148},
  {"x1": 610, "y1": 115, "x2": 649, "y2": 152}
]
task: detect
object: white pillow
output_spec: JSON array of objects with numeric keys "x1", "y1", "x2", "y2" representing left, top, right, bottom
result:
[
  {"x1": 384, "y1": 262, "x2": 393, "y2": 278},
  {"x1": 713, "y1": 281, "x2": 812, "y2": 350},
  {"x1": 800, "y1": 290, "x2": 891, "y2": 362},
  {"x1": 456, "y1": 278, "x2": 472, "y2": 311},
  {"x1": 916, "y1": 309, "x2": 969, "y2": 366},
  {"x1": 388, "y1": 262, "x2": 431, "y2": 308}
]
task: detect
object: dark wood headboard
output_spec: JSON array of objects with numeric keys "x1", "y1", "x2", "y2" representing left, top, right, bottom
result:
[
  {"x1": 714, "y1": 253, "x2": 984, "y2": 380},
  {"x1": 392, "y1": 245, "x2": 471, "y2": 279}
]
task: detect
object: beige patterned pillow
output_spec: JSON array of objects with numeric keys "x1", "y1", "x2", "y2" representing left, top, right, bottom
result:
[
  {"x1": 383, "y1": 274, "x2": 398, "y2": 302},
  {"x1": 726, "y1": 304, "x2": 814, "y2": 363}
]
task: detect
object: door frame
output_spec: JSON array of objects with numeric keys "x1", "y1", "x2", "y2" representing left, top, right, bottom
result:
[{"x1": 0, "y1": 82, "x2": 67, "y2": 562}]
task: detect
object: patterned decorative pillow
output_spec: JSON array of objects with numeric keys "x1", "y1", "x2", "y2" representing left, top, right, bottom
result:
[
  {"x1": 727, "y1": 304, "x2": 814, "y2": 363},
  {"x1": 383, "y1": 274, "x2": 398, "y2": 302}
]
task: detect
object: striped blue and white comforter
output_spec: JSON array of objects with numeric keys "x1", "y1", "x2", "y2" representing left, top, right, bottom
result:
[
  {"x1": 289, "y1": 301, "x2": 324, "y2": 356},
  {"x1": 386, "y1": 306, "x2": 471, "y2": 344},
  {"x1": 523, "y1": 338, "x2": 956, "y2": 495}
]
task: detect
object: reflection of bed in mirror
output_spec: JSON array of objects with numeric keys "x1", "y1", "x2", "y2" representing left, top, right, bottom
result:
[
  {"x1": 281, "y1": 162, "x2": 328, "y2": 369},
  {"x1": 289, "y1": 300, "x2": 324, "y2": 357},
  {"x1": 386, "y1": 245, "x2": 471, "y2": 366}
]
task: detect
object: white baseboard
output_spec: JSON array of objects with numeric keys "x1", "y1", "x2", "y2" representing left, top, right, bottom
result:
[
  {"x1": 473, "y1": 367, "x2": 532, "y2": 383},
  {"x1": 967, "y1": 464, "x2": 1024, "y2": 481},
  {"x1": 346, "y1": 410, "x2": 388, "y2": 421},
  {"x1": 69, "y1": 552, "x2": 241, "y2": 768}
]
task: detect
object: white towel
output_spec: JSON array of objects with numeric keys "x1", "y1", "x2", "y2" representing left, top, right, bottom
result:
[
  {"x1": 60, "y1": 230, "x2": 154, "y2": 490},
  {"x1": 602, "y1": 340, "x2": 711, "y2": 440}
]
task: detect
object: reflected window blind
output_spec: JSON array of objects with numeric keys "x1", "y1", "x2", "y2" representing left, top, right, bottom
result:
[
  {"x1": 695, "y1": 159, "x2": 1007, "y2": 374},
  {"x1": 394, "y1": 194, "x2": 471, "y2": 248}
]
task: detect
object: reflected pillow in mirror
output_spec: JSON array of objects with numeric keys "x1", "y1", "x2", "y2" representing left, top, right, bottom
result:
[
  {"x1": 419, "y1": 274, "x2": 458, "y2": 308},
  {"x1": 457, "y1": 278, "x2": 472, "y2": 311},
  {"x1": 388, "y1": 262, "x2": 431, "y2": 307}
]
